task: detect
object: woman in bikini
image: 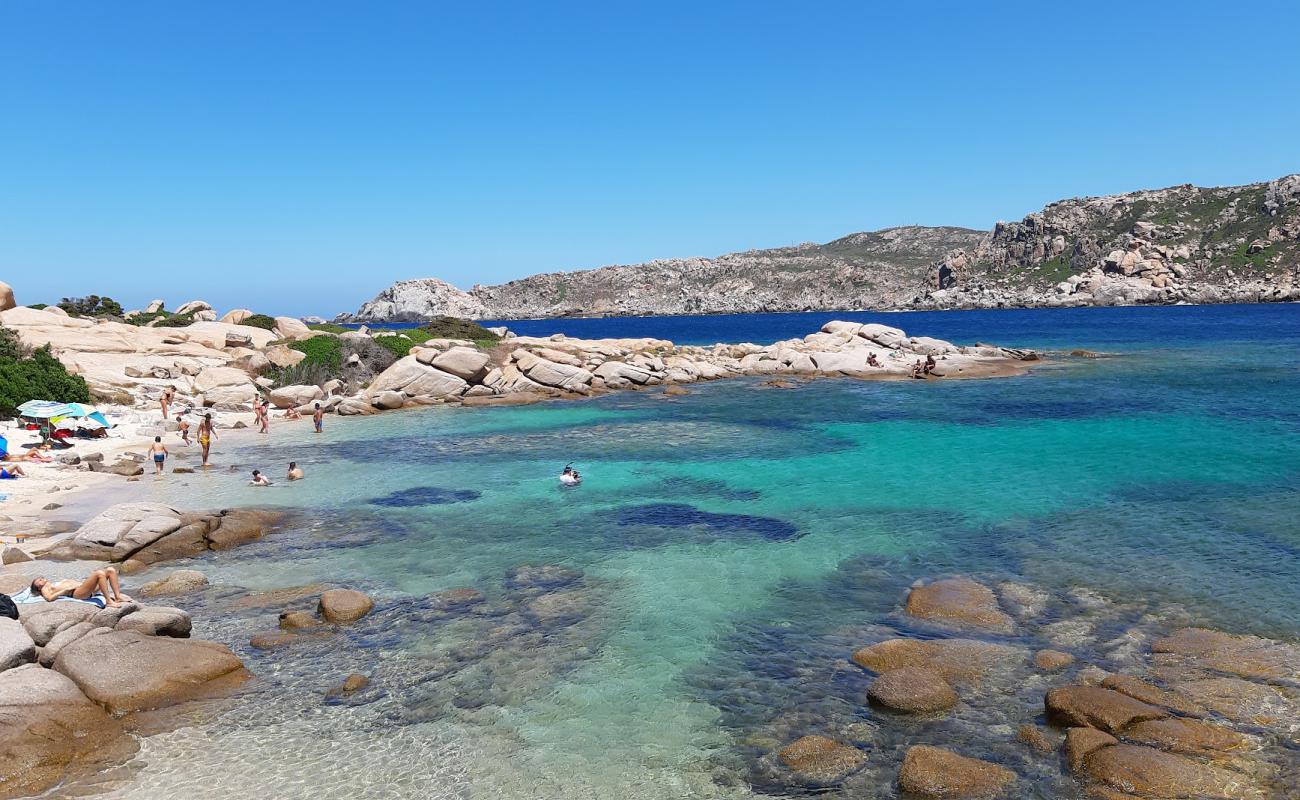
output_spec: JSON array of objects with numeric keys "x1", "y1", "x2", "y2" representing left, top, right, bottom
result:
[
  {"x1": 160, "y1": 385, "x2": 176, "y2": 420},
  {"x1": 28, "y1": 567, "x2": 132, "y2": 609}
]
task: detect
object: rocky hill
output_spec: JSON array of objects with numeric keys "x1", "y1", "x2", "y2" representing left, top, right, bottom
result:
[
  {"x1": 925, "y1": 174, "x2": 1300, "y2": 308},
  {"x1": 346, "y1": 175, "x2": 1300, "y2": 321},
  {"x1": 345, "y1": 226, "x2": 984, "y2": 321}
]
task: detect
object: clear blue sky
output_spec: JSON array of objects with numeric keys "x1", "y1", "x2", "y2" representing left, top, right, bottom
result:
[{"x1": 3, "y1": 1, "x2": 1298, "y2": 316}]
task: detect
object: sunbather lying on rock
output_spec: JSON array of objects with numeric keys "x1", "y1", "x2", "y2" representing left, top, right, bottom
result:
[
  {"x1": 3, "y1": 448, "x2": 52, "y2": 463},
  {"x1": 28, "y1": 567, "x2": 133, "y2": 608}
]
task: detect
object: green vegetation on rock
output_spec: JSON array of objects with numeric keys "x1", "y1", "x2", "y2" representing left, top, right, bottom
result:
[
  {"x1": 422, "y1": 316, "x2": 501, "y2": 347},
  {"x1": 239, "y1": 313, "x2": 279, "y2": 331},
  {"x1": 0, "y1": 328, "x2": 90, "y2": 417},
  {"x1": 57, "y1": 295, "x2": 123, "y2": 318}
]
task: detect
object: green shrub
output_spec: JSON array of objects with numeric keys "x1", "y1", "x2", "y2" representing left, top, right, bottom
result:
[
  {"x1": 124, "y1": 310, "x2": 195, "y2": 327},
  {"x1": 423, "y1": 316, "x2": 501, "y2": 346},
  {"x1": 58, "y1": 295, "x2": 123, "y2": 318},
  {"x1": 289, "y1": 335, "x2": 344, "y2": 371},
  {"x1": 154, "y1": 312, "x2": 195, "y2": 328},
  {"x1": 0, "y1": 327, "x2": 28, "y2": 360},
  {"x1": 370, "y1": 329, "x2": 432, "y2": 359},
  {"x1": 0, "y1": 342, "x2": 90, "y2": 417},
  {"x1": 239, "y1": 313, "x2": 278, "y2": 331},
  {"x1": 27, "y1": 303, "x2": 47, "y2": 310}
]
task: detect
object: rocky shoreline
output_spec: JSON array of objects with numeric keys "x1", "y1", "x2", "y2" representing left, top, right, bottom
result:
[
  {"x1": 0, "y1": 300, "x2": 1040, "y2": 425},
  {"x1": 5, "y1": 495, "x2": 1298, "y2": 799},
  {"x1": 0, "y1": 502, "x2": 388, "y2": 799}
]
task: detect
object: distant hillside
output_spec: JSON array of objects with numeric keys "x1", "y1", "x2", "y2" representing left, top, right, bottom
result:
[
  {"x1": 925, "y1": 174, "x2": 1300, "y2": 308},
  {"x1": 346, "y1": 175, "x2": 1300, "y2": 321},
  {"x1": 346, "y1": 226, "x2": 983, "y2": 321}
]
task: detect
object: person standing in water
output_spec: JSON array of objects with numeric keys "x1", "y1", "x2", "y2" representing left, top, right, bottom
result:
[
  {"x1": 148, "y1": 436, "x2": 169, "y2": 474},
  {"x1": 287, "y1": 461, "x2": 304, "y2": 480},
  {"x1": 175, "y1": 412, "x2": 191, "y2": 445},
  {"x1": 313, "y1": 402, "x2": 324, "y2": 434},
  {"x1": 255, "y1": 399, "x2": 270, "y2": 434},
  {"x1": 198, "y1": 413, "x2": 216, "y2": 467}
]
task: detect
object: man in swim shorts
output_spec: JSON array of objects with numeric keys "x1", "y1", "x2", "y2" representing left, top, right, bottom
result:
[
  {"x1": 313, "y1": 402, "x2": 324, "y2": 433},
  {"x1": 198, "y1": 413, "x2": 216, "y2": 467},
  {"x1": 149, "y1": 435, "x2": 169, "y2": 474}
]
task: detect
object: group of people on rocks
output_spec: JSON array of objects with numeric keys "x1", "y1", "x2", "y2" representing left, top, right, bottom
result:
[
  {"x1": 151, "y1": 385, "x2": 324, "y2": 484},
  {"x1": 910, "y1": 354, "x2": 939, "y2": 378}
]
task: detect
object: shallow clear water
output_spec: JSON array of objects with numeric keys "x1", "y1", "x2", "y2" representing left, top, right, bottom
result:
[{"x1": 86, "y1": 304, "x2": 1300, "y2": 799}]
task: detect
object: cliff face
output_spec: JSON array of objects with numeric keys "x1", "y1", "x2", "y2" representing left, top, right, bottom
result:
[
  {"x1": 925, "y1": 174, "x2": 1300, "y2": 308},
  {"x1": 346, "y1": 175, "x2": 1300, "y2": 321}
]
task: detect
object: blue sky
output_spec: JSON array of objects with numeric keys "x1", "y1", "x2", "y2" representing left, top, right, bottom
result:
[{"x1": 2, "y1": 1, "x2": 1298, "y2": 316}]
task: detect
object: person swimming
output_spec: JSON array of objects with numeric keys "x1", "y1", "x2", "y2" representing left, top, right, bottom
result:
[{"x1": 250, "y1": 469, "x2": 272, "y2": 486}]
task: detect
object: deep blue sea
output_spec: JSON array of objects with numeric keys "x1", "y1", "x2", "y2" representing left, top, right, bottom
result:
[{"x1": 98, "y1": 303, "x2": 1300, "y2": 799}]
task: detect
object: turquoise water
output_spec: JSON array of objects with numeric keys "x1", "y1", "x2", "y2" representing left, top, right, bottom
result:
[{"x1": 92, "y1": 304, "x2": 1300, "y2": 799}]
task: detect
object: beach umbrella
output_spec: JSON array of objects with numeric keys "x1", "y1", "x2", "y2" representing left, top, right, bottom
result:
[
  {"x1": 78, "y1": 417, "x2": 108, "y2": 430},
  {"x1": 16, "y1": 400, "x2": 71, "y2": 419},
  {"x1": 54, "y1": 418, "x2": 79, "y2": 431}
]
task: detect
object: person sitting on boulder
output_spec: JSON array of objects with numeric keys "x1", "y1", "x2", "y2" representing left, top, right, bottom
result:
[
  {"x1": 250, "y1": 469, "x2": 272, "y2": 486},
  {"x1": 283, "y1": 406, "x2": 301, "y2": 420},
  {"x1": 866, "y1": 353, "x2": 881, "y2": 368},
  {"x1": 910, "y1": 359, "x2": 926, "y2": 378},
  {"x1": 27, "y1": 567, "x2": 132, "y2": 609},
  {"x1": 923, "y1": 354, "x2": 938, "y2": 376}
]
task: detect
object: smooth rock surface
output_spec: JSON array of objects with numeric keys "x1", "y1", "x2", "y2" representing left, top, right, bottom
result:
[{"x1": 53, "y1": 628, "x2": 248, "y2": 713}]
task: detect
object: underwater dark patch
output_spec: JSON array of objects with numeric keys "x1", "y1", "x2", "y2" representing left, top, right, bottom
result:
[
  {"x1": 614, "y1": 503, "x2": 801, "y2": 541},
  {"x1": 369, "y1": 486, "x2": 482, "y2": 507},
  {"x1": 656, "y1": 476, "x2": 762, "y2": 502}
]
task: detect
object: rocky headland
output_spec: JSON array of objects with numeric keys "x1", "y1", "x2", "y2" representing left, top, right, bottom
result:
[
  {"x1": 0, "y1": 299, "x2": 1039, "y2": 426},
  {"x1": 343, "y1": 174, "x2": 1300, "y2": 321}
]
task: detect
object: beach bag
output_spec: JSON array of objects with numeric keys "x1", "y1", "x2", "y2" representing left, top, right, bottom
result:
[{"x1": 0, "y1": 593, "x2": 17, "y2": 620}]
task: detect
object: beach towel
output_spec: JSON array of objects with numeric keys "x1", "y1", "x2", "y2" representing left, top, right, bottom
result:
[{"x1": 9, "y1": 587, "x2": 108, "y2": 608}]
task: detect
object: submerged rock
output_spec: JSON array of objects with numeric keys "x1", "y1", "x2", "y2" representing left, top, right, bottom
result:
[
  {"x1": 278, "y1": 611, "x2": 322, "y2": 630},
  {"x1": 318, "y1": 589, "x2": 375, "y2": 623},
  {"x1": 776, "y1": 735, "x2": 865, "y2": 786},
  {"x1": 504, "y1": 564, "x2": 582, "y2": 591},
  {"x1": 1033, "y1": 649, "x2": 1075, "y2": 671},
  {"x1": 1045, "y1": 686, "x2": 1168, "y2": 733},
  {"x1": 1082, "y1": 744, "x2": 1249, "y2": 800},
  {"x1": 1121, "y1": 717, "x2": 1249, "y2": 758},
  {"x1": 139, "y1": 569, "x2": 209, "y2": 597},
  {"x1": 897, "y1": 745, "x2": 1016, "y2": 798},
  {"x1": 851, "y1": 637, "x2": 1019, "y2": 684},
  {"x1": 867, "y1": 666, "x2": 958, "y2": 713},
  {"x1": 905, "y1": 577, "x2": 1015, "y2": 632},
  {"x1": 326, "y1": 672, "x2": 370, "y2": 697}
]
